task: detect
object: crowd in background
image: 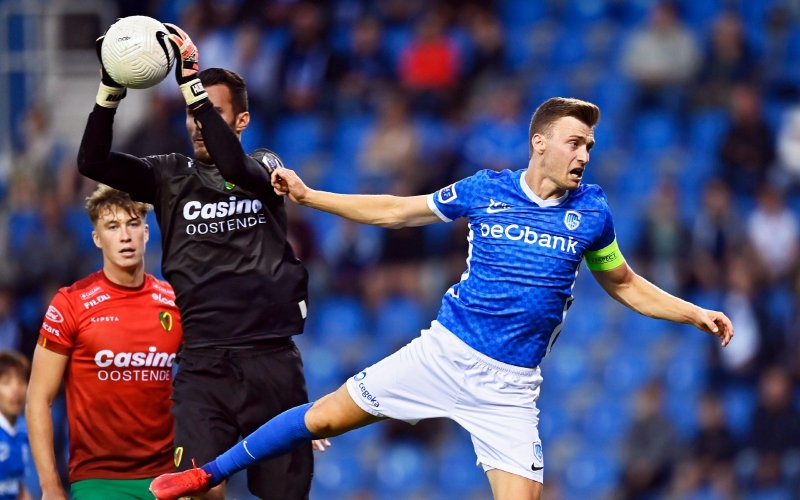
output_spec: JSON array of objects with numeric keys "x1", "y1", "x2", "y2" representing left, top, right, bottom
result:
[{"x1": 2, "y1": 0, "x2": 800, "y2": 498}]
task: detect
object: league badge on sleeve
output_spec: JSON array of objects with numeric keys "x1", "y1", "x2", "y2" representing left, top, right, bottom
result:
[{"x1": 438, "y1": 184, "x2": 458, "y2": 204}]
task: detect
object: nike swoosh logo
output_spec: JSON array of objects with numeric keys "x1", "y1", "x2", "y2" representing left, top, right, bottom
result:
[
  {"x1": 243, "y1": 440, "x2": 256, "y2": 459},
  {"x1": 531, "y1": 465, "x2": 543, "y2": 471},
  {"x1": 486, "y1": 206, "x2": 512, "y2": 213}
]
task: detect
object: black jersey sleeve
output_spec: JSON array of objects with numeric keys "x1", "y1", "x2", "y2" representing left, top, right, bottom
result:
[
  {"x1": 77, "y1": 105, "x2": 158, "y2": 203},
  {"x1": 192, "y1": 101, "x2": 273, "y2": 198}
]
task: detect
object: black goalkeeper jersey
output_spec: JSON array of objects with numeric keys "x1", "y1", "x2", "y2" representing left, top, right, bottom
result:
[{"x1": 78, "y1": 103, "x2": 308, "y2": 347}]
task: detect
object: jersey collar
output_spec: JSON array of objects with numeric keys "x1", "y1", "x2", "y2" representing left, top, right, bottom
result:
[
  {"x1": 519, "y1": 171, "x2": 571, "y2": 207},
  {"x1": 0, "y1": 412, "x2": 16, "y2": 436}
]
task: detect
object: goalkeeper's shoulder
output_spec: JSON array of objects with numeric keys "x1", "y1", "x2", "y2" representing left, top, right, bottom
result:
[{"x1": 249, "y1": 148, "x2": 285, "y2": 175}]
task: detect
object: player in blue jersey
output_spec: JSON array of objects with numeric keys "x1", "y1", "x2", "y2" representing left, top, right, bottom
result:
[
  {"x1": 151, "y1": 97, "x2": 734, "y2": 500},
  {"x1": 0, "y1": 351, "x2": 31, "y2": 500}
]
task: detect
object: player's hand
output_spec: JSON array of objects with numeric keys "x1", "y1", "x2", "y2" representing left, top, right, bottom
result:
[
  {"x1": 164, "y1": 22, "x2": 208, "y2": 108},
  {"x1": 271, "y1": 167, "x2": 310, "y2": 203},
  {"x1": 312, "y1": 438, "x2": 332, "y2": 452},
  {"x1": 95, "y1": 36, "x2": 124, "y2": 88},
  {"x1": 694, "y1": 308, "x2": 734, "y2": 347},
  {"x1": 94, "y1": 35, "x2": 127, "y2": 108}
]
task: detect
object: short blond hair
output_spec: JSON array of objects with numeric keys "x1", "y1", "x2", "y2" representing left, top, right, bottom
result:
[{"x1": 85, "y1": 184, "x2": 151, "y2": 225}]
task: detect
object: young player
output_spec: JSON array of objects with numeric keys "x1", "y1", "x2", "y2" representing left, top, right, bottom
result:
[
  {"x1": 0, "y1": 350, "x2": 31, "y2": 500},
  {"x1": 150, "y1": 98, "x2": 734, "y2": 500},
  {"x1": 26, "y1": 185, "x2": 182, "y2": 499},
  {"x1": 77, "y1": 24, "x2": 325, "y2": 499}
]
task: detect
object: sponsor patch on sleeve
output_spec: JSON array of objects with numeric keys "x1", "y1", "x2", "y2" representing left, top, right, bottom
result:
[{"x1": 437, "y1": 184, "x2": 458, "y2": 204}]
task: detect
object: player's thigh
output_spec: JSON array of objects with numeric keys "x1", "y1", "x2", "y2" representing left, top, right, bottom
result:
[
  {"x1": 455, "y1": 354, "x2": 545, "y2": 484},
  {"x1": 486, "y1": 469, "x2": 543, "y2": 500},
  {"x1": 237, "y1": 346, "x2": 313, "y2": 499},
  {"x1": 171, "y1": 352, "x2": 240, "y2": 470},
  {"x1": 343, "y1": 327, "x2": 464, "y2": 423}
]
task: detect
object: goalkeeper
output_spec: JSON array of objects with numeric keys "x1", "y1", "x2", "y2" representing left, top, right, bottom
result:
[{"x1": 77, "y1": 23, "x2": 326, "y2": 500}]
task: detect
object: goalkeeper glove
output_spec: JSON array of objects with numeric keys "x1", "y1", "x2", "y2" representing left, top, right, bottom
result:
[
  {"x1": 94, "y1": 35, "x2": 126, "y2": 108},
  {"x1": 165, "y1": 23, "x2": 208, "y2": 110}
]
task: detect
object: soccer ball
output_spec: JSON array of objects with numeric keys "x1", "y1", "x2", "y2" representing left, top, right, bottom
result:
[{"x1": 100, "y1": 16, "x2": 175, "y2": 89}]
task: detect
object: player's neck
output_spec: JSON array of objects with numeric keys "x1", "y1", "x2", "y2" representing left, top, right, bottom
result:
[
  {"x1": 103, "y1": 264, "x2": 145, "y2": 288},
  {"x1": 523, "y1": 169, "x2": 567, "y2": 200}
]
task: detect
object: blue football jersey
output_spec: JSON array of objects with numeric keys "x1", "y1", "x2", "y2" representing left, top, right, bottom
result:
[
  {"x1": 0, "y1": 415, "x2": 27, "y2": 500},
  {"x1": 427, "y1": 169, "x2": 618, "y2": 367}
]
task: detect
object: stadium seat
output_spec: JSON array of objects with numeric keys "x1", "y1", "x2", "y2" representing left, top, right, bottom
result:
[
  {"x1": 562, "y1": 446, "x2": 620, "y2": 497},
  {"x1": 309, "y1": 296, "x2": 368, "y2": 347},
  {"x1": 602, "y1": 351, "x2": 652, "y2": 396},
  {"x1": 374, "y1": 442, "x2": 433, "y2": 496},
  {"x1": 373, "y1": 295, "x2": 427, "y2": 346},
  {"x1": 272, "y1": 114, "x2": 326, "y2": 169},
  {"x1": 312, "y1": 441, "x2": 371, "y2": 498},
  {"x1": 722, "y1": 386, "x2": 756, "y2": 440}
]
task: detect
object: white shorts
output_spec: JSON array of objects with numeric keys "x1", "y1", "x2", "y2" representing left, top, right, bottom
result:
[{"x1": 345, "y1": 321, "x2": 545, "y2": 483}]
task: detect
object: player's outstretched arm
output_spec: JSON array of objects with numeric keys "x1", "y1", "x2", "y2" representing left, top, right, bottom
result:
[
  {"x1": 272, "y1": 166, "x2": 441, "y2": 228},
  {"x1": 77, "y1": 36, "x2": 158, "y2": 203},
  {"x1": 165, "y1": 23, "x2": 272, "y2": 197},
  {"x1": 592, "y1": 263, "x2": 734, "y2": 346},
  {"x1": 26, "y1": 346, "x2": 69, "y2": 500}
]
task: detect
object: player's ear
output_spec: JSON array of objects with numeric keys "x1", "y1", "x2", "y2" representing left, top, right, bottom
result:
[
  {"x1": 144, "y1": 223, "x2": 150, "y2": 244},
  {"x1": 532, "y1": 133, "x2": 546, "y2": 155},
  {"x1": 235, "y1": 111, "x2": 249, "y2": 134},
  {"x1": 91, "y1": 230, "x2": 102, "y2": 249}
]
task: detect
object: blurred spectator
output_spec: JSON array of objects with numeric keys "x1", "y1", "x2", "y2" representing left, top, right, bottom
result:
[
  {"x1": 746, "y1": 184, "x2": 798, "y2": 283},
  {"x1": 775, "y1": 105, "x2": 800, "y2": 190},
  {"x1": 743, "y1": 367, "x2": 800, "y2": 496},
  {"x1": 321, "y1": 219, "x2": 380, "y2": 296},
  {"x1": 362, "y1": 179, "x2": 426, "y2": 309},
  {"x1": 689, "y1": 179, "x2": 745, "y2": 291},
  {"x1": 668, "y1": 393, "x2": 738, "y2": 499},
  {"x1": 717, "y1": 257, "x2": 760, "y2": 377},
  {"x1": 227, "y1": 23, "x2": 281, "y2": 119},
  {"x1": 359, "y1": 90, "x2": 421, "y2": 190},
  {"x1": 718, "y1": 85, "x2": 776, "y2": 196},
  {"x1": 399, "y1": 10, "x2": 462, "y2": 113},
  {"x1": 634, "y1": 180, "x2": 690, "y2": 293},
  {"x1": 0, "y1": 290, "x2": 21, "y2": 351},
  {"x1": 277, "y1": 2, "x2": 340, "y2": 114},
  {"x1": 121, "y1": 94, "x2": 191, "y2": 157},
  {"x1": 619, "y1": 382, "x2": 683, "y2": 499},
  {"x1": 693, "y1": 11, "x2": 757, "y2": 109},
  {"x1": 621, "y1": 1, "x2": 700, "y2": 111},
  {"x1": 14, "y1": 106, "x2": 68, "y2": 186},
  {"x1": 336, "y1": 16, "x2": 393, "y2": 115},
  {"x1": 461, "y1": 82, "x2": 529, "y2": 173},
  {"x1": 461, "y1": 5, "x2": 507, "y2": 83}
]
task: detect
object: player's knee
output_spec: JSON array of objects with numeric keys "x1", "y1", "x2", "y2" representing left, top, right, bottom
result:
[{"x1": 304, "y1": 403, "x2": 337, "y2": 437}]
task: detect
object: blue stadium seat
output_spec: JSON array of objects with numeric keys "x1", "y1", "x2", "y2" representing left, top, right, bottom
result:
[
  {"x1": 309, "y1": 296, "x2": 368, "y2": 346},
  {"x1": 602, "y1": 351, "x2": 652, "y2": 395},
  {"x1": 273, "y1": 114, "x2": 325, "y2": 169},
  {"x1": 373, "y1": 295, "x2": 427, "y2": 346},
  {"x1": 374, "y1": 442, "x2": 433, "y2": 496},
  {"x1": 543, "y1": 344, "x2": 590, "y2": 392},
  {"x1": 579, "y1": 398, "x2": 629, "y2": 446},
  {"x1": 500, "y1": 0, "x2": 549, "y2": 30},
  {"x1": 312, "y1": 441, "x2": 371, "y2": 498},
  {"x1": 631, "y1": 111, "x2": 679, "y2": 152},
  {"x1": 722, "y1": 386, "x2": 756, "y2": 440},
  {"x1": 433, "y1": 437, "x2": 487, "y2": 495},
  {"x1": 562, "y1": 446, "x2": 620, "y2": 497}
]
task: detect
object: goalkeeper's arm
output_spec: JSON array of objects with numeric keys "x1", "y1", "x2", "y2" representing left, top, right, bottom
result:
[{"x1": 166, "y1": 22, "x2": 274, "y2": 198}]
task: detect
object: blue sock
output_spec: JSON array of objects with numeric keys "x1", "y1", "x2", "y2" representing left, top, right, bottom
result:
[{"x1": 201, "y1": 402, "x2": 316, "y2": 486}]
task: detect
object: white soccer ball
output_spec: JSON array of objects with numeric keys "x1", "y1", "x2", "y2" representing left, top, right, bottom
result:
[{"x1": 100, "y1": 16, "x2": 175, "y2": 89}]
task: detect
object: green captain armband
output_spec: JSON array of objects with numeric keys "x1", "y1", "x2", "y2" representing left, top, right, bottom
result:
[{"x1": 585, "y1": 238, "x2": 625, "y2": 271}]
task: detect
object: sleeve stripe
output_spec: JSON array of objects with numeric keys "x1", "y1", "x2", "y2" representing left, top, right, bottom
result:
[
  {"x1": 585, "y1": 238, "x2": 625, "y2": 271},
  {"x1": 37, "y1": 335, "x2": 71, "y2": 355},
  {"x1": 426, "y1": 193, "x2": 451, "y2": 222}
]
